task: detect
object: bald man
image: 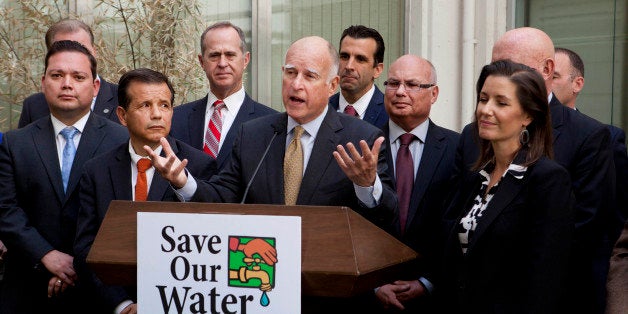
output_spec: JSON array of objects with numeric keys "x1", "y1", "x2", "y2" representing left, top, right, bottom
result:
[
  {"x1": 145, "y1": 36, "x2": 398, "y2": 313},
  {"x1": 456, "y1": 27, "x2": 614, "y2": 314},
  {"x1": 375, "y1": 55, "x2": 459, "y2": 312}
]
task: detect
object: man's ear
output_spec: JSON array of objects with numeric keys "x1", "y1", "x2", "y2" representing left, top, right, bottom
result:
[
  {"x1": 573, "y1": 76, "x2": 584, "y2": 94},
  {"x1": 116, "y1": 106, "x2": 128, "y2": 127}
]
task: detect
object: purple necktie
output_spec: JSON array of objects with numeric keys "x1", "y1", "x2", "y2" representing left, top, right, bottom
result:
[
  {"x1": 344, "y1": 105, "x2": 358, "y2": 117},
  {"x1": 396, "y1": 133, "x2": 415, "y2": 235}
]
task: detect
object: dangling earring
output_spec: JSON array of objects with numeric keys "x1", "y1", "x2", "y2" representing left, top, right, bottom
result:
[{"x1": 519, "y1": 126, "x2": 530, "y2": 145}]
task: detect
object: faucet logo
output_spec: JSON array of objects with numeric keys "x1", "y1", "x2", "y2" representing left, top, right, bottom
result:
[{"x1": 228, "y1": 236, "x2": 277, "y2": 307}]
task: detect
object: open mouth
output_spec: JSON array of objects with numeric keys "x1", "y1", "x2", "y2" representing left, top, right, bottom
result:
[{"x1": 289, "y1": 96, "x2": 305, "y2": 103}]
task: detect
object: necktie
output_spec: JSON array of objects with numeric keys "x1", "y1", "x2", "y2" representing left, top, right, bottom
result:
[
  {"x1": 135, "y1": 158, "x2": 152, "y2": 201},
  {"x1": 60, "y1": 126, "x2": 79, "y2": 193},
  {"x1": 396, "y1": 133, "x2": 415, "y2": 235},
  {"x1": 344, "y1": 105, "x2": 359, "y2": 117},
  {"x1": 203, "y1": 100, "x2": 226, "y2": 158},
  {"x1": 284, "y1": 126, "x2": 304, "y2": 205}
]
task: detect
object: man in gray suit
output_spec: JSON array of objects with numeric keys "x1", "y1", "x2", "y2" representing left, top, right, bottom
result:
[{"x1": 0, "y1": 41, "x2": 127, "y2": 313}]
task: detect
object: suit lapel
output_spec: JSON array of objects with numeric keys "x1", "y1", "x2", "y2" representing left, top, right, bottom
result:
[
  {"x1": 466, "y1": 174, "x2": 525, "y2": 253},
  {"x1": 93, "y1": 79, "x2": 116, "y2": 118},
  {"x1": 407, "y1": 122, "x2": 444, "y2": 227},
  {"x1": 189, "y1": 95, "x2": 209, "y2": 151},
  {"x1": 549, "y1": 95, "x2": 563, "y2": 143},
  {"x1": 110, "y1": 144, "x2": 133, "y2": 200},
  {"x1": 363, "y1": 86, "x2": 385, "y2": 126},
  {"x1": 298, "y1": 109, "x2": 341, "y2": 205},
  {"x1": 267, "y1": 114, "x2": 288, "y2": 204},
  {"x1": 65, "y1": 114, "x2": 106, "y2": 202},
  {"x1": 32, "y1": 118, "x2": 65, "y2": 203},
  {"x1": 217, "y1": 95, "x2": 251, "y2": 168}
]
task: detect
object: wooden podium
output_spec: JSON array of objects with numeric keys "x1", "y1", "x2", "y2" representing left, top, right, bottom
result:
[{"x1": 87, "y1": 200, "x2": 419, "y2": 297}]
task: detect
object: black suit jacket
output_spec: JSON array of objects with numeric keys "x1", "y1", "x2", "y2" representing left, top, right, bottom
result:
[
  {"x1": 437, "y1": 156, "x2": 574, "y2": 314},
  {"x1": 170, "y1": 93, "x2": 277, "y2": 170},
  {"x1": 192, "y1": 108, "x2": 397, "y2": 227},
  {"x1": 608, "y1": 125, "x2": 628, "y2": 237},
  {"x1": 0, "y1": 113, "x2": 128, "y2": 314},
  {"x1": 455, "y1": 96, "x2": 614, "y2": 313},
  {"x1": 329, "y1": 85, "x2": 388, "y2": 129},
  {"x1": 73, "y1": 137, "x2": 216, "y2": 312},
  {"x1": 18, "y1": 78, "x2": 120, "y2": 128},
  {"x1": 384, "y1": 120, "x2": 459, "y2": 253}
]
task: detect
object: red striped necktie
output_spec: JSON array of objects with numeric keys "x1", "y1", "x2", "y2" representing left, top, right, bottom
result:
[{"x1": 203, "y1": 100, "x2": 226, "y2": 158}]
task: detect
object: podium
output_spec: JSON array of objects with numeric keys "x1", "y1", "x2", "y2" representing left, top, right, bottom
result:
[{"x1": 87, "y1": 200, "x2": 418, "y2": 297}]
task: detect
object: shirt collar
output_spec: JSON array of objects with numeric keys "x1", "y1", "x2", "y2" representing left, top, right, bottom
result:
[
  {"x1": 287, "y1": 105, "x2": 328, "y2": 138},
  {"x1": 51, "y1": 111, "x2": 90, "y2": 136},
  {"x1": 339, "y1": 84, "x2": 375, "y2": 117},
  {"x1": 128, "y1": 141, "x2": 162, "y2": 164},
  {"x1": 479, "y1": 150, "x2": 529, "y2": 182},
  {"x1": 388, "y1": 118, "x2": 429, "y2": 144},
  {"x1": 206, "y1": 87, "x2": 245, "y2": 113}
]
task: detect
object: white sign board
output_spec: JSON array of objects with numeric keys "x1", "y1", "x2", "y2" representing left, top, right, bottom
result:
[{"x1": 137, "y1": 212, "x2": 301, "y2": 314}]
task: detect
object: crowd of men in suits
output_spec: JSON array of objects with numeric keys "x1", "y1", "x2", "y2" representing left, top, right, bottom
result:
[{"x1": 0, "y1": 18, "x2": 626, "y2": 314}]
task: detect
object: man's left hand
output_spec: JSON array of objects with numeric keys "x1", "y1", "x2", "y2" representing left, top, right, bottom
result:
[{"x1": 333, "y1": 136, "x2": 384, "y2": 187}]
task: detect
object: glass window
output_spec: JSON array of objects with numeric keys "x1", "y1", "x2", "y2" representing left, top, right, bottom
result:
[
  {"x1": 519, "y1": 0, "x2": 626, "y2": 129},
  {"x1": 269, "y1": 0, "x2": 404, "y2": 111}
]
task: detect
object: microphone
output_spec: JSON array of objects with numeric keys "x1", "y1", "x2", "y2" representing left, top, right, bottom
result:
[{"x1": 240, "y1": 130, "x2": 279, "y2": 204}]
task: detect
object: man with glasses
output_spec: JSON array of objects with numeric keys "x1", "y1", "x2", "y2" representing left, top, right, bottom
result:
[
  {"x1": 375, "y1": 55, "x2": 459, "y2": 312},
  {"x1": 329, "y1": 25, "x2": 388, "y2": 129}
]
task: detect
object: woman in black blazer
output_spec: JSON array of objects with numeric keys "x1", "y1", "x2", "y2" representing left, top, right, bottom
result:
[{"x1": 436, "y1": 60, "x2": 574, "y2": 313}]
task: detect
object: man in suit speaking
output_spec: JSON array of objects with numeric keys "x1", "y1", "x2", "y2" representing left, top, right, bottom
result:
[{"x1": 147, "y1": 35, "x2": 397, "y2": 313}]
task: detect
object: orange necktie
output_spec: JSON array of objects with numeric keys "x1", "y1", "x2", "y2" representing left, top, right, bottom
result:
[{"x1": 135, "y1": 158, "x2": 152, "y2": 201}]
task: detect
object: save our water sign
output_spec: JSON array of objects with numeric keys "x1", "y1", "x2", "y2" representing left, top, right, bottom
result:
[{"x1": 137, "y1": 212, "x2": 301, "y2": 313}]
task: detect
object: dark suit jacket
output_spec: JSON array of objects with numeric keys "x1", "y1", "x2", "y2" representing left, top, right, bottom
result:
[
  {"x1": 455, "y1": 96, "x2": 614, "y2": 313},
  {"x1": 384, "y1": 120, "x2": 459, "y2": 256},
  {"x1": 192, "y1": 108, "x2": 397, "y2": 228},
  {"x1": 73, "y1": 137, "x2": 216, "y2": 313},
  {"x1": 18, "y1": 78, "x2": 120, "y2": 128},
  {"x1": 609, "y1": 125, "x2": 628, "y2": 237},
  {"x1": 329, "y1": 85, "x2": 388, "y2": 129},
  {"x1": 437, "y1": 156, "x2": 574, "y2": 314},
  {"x1": 170, "y1": 93, "x2": 277, "y2": 170},
  {"x1": 0, "y1": 113, "x2": 128, "y2": 314},
  {"x1": 607, "y1": 221, "x2": 628, "y2": 314}
]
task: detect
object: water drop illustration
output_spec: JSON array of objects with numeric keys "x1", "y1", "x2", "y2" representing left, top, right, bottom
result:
[{"x1": 260, "y1": 291, "x2": 270, "y2": 306}]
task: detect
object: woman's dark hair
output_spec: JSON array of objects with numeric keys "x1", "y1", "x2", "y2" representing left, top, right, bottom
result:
[{"x1": 472, "y1": 59, "x2": 553, "y2": 170}]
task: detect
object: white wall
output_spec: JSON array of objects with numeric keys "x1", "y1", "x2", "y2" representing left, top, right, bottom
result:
[{"x1": 405, "y1": 0, "x2": 512, "y2": 132}]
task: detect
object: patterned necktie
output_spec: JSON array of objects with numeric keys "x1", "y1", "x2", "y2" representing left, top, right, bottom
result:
[
  {"x1": 203, "y1": 100, "x2": 226, "y2": 158},
  {"x1": 135, "y1": 158, "x2": 152, "y2": 201},
  {"x1": 284, "y1": 126, "x2": 305, "y2": 205},
  {"x1": 344, "y1": 105, "x2": 359, "y2": 117},
  {"x1": 396, "y1": 133, "x2": 415, "y2": 235},
  {"x1": 60, "y1": 126, "x2": 79, "y2": 193}
]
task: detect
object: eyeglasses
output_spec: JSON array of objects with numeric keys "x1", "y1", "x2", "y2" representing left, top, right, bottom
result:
[{"x1": 384, "y1": 80, "x2": 435, "y2": 92}]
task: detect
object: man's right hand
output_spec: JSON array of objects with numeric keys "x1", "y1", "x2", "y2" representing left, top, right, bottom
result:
[
  {"x1": 41, "y1": 250, "x2": 77, "y2": 286},
  {"x1": 375, "y1": 283, "x2": 410, "y2": 310}
]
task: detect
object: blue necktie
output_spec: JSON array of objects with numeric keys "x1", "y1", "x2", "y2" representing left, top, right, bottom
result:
[{"x1": 60, "y1": 126, "x2": 79, "y2": 192}]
